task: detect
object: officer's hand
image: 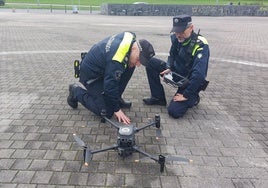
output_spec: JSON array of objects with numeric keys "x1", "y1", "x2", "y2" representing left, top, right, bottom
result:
[
  {"x1": 173, "y1": 93, "x2": 187, "y2": 102},
  {"x1": 114, "y1": 109, "x2": 131, "y2": 125},
  {"x1": 160, "y1": 69, "x2": 171, "y2": 76}
]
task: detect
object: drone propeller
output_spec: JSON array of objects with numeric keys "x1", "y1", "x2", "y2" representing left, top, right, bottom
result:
[
  {"x1": 135, "y1": 154, "x2": 192, "y2": 173},
  {"x1": 165, "y1": 155, "x2": 193, "y2": 163},
  {"x1": 135, "y1": 155, "x2": 192, "y2": 163},
  {"x1": 73, "y1": 133, "x2": 86, "y2": 148},
  {"x1": 155, "y1": 128, "x2": 162, "y2": 139},
  {"x1": 73, "y1": 133, "x2": 92, "y2": 166}
]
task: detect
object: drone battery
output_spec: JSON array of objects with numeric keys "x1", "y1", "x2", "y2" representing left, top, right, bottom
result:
[{"x1": 74, "y1": 60, "x2": 80, "y2": 78}]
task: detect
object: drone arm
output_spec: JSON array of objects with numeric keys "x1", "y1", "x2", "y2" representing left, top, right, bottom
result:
[
  {"x1": 102, "y1": 116, "x2": 121, "y2": 129},
  {"x1": 91, "y1": 144, "x2": 118, "y2": 154},
  {"x1": 135, "y1": 114, "x2": 160, "y2": 132},
  {"x1": 133, "y1": 146, "x2": 158, "y2": 162},
  {"x1": 135, "y1": 121, "x2": 156, "y2": 132}
]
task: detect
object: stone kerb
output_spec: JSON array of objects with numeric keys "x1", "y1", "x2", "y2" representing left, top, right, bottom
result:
[{"x1": 101, "y1": 4, "x2": 268, "y2": 16}]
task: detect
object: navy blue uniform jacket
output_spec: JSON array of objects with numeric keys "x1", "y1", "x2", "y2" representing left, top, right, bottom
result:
[
  {"x1": 79, "y1": 32, "x2": 136, "y2": 113},
  {"x1": 167, "y1": 32, "x2": 210, "y2": 99}
]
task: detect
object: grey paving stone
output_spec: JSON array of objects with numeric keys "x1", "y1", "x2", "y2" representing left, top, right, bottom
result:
[
  {"x1": 46, "y1": 160, "x2": 66, "y2": 171},
  {"x1": 36, "y1": 185, "x2": 56, "y2": 188},
  {"x1": 39, "y1": 142, "x2": 57, "y2": 150},
  {"x1": 68, "y1": 172, "x2": 88, "y2": 185},
  {"x1": 60, "y1": 150, "x2": 77, "y2": 161},
  {"x1": 179, "y1": 177, "x2": 235, "y2": 188},
  {"x1": 1, "y1": 140, "x2": 14, "y2": 148},
  {"x1": 49, "y1": 172, "x2": 71, "y2": 185},
  {"x1": 43, "y1": 150, "x2": 62, "y2": 160},
  {"x1": 0, "y1": 133, "x2": 14, "y2": 140},
  {"x1": 232, "y1": 179, "x2": 254, "y2": 188},
  {"x1": 17, "y1": 184, "x2": 37, "y2": 188},
  {"x1": 55, "y1": 142, "x2": 72, "y2": 150},
  {"x1": 24, "y1": 140, "x2": 42, "y2": 149},
  {"x1": 106, "y1": 173, "x2": 125, "y2": 187},
  {"x1": 31, "y1": 171, "x2": 53, "y2": 184},
  {"x1": 0, "y1": 12, "x2": 267, "y2": 188},
  {"x1": 0, "y1": 184, "x2": 17, "y2": 188},
  {"x1": 27, "y1": 150, "x2": 46, "y2": 159},
  {"x1": 28, "y1": 159, "x2": 49, "y2": 171},
  {"x1": 98, "y1": 161, "x2": 116, "y2": 173},
  {"x1": 115, "y1": 164, "x2": 133, "y2": 174},
  {"x1": 63, "y1": 161, "x2": 82, "y2": 172},
  {"x1": 11, "y1": 149, "x2": 31, "y2": 159},
  {"x1": 10, "y1": 140, "x2": 28, "y2": 149},
  {"x1": 0, "y1": 149, "x2": 15, "y2": 158},
  {"x1": 125, "y1": 174, "x2": 143, "y2": 187},
  {"x1": 218, "y1": 157, "x2": 238, "y2": 167},
  {"x1": 86, "y1": 173, "x2": 106, "y2": 186},
  {"x1": 11, "y1": 159, "x2": 32, "y2": 170},
  {"x1": 251, "y1": 179, "x2": 268, "y2": 188},
  {"x1": 160, "y1": 176, "x2": 180, "y2": 188},
  {"x1": 0, "y1": 158, "x2": 16, "y2": 169},
  {"x1": 142, "y1": 175, "x2": 161, "y2": 188},
  {"x1": 12, "y1": 170, "x2": 35, "y2": 183},
  {"x1": 0, "y1": 170, "x2": 17, "y2": 183}
]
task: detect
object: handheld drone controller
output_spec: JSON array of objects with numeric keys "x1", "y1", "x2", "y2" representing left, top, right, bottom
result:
[{"x1": 163, "y1": 72, "x2": 189, "y2": 88}]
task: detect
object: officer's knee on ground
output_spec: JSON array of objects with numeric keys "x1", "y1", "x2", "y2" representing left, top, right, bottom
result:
[{"x1": 167, "y1": 105, "x2": 185, "y2": 119}]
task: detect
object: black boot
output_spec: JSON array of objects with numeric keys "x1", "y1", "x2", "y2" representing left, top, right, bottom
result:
[
  {"x1": 67, "y1": 84, "x2": 79, "y2": 109},
  {"x1": 143, "y1": 97, "x2": 167, "y2": 106},
  {"x1": 119, "y1": 98, "x2": 132, "y2": 108},
  {"x1": 194, "y1": 96, "x2": 200, "y2": 106}
]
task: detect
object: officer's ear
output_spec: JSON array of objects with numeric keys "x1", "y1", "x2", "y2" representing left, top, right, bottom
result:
[
  {"x1": 188, "y1": 24, "x2": 194, "y2": 31},
  {"x1": 131, "y1": 42, "x2": 139, "y2": 55}
]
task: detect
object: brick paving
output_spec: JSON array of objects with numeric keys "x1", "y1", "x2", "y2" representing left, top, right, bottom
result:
[{"x1": 0, "y1": 11, "x2": 267, "y2": 188}]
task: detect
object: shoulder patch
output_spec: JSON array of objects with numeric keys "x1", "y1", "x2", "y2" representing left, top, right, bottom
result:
[
  {"x1": 197, "y1": 53, "x2": 203, "y2": 59},
  {"x1": 115, "y1": 70, "x2": 123, "y2": 81}
]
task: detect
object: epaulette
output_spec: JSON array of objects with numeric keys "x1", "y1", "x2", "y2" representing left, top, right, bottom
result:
[{"x1": 191, "y1": 35, "x2": 208, "y2": 56}]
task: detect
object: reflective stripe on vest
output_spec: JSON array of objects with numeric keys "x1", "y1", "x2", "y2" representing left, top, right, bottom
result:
[
  {"x1": 192, "y1": 35, "x2": 208, "y2": 56},
  {"x1": 112, "y1": 32, "x2": 133, "y2": 63}
]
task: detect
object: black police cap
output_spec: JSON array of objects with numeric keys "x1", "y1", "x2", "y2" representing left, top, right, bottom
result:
[
  {"x1": 137, "y1": 39, "x2": 155, "y2": 67},
  {"x1": 171, "y1": 15, "x2": 192, "y2": 33}
]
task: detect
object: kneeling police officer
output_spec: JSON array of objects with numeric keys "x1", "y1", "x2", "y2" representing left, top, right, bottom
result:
[
  {"x1": 143, "y1": 15, "x2": 210, "y2": 118},
  {"x1": 67, "y1": 31, "x2": 155, "y2": 124}
]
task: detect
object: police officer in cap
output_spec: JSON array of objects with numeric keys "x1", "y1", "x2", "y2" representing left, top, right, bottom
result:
[
  {"x1": 143, "y1": 15, "x2": 210, "y2": 118},
  {"x1": 68, "y1": 32, "x2": 155, "y2": 124}
]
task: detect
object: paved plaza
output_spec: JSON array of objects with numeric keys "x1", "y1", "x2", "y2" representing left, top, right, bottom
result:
[{"x1": 0, "y1": 11, "x2": 267, "y2": 188}]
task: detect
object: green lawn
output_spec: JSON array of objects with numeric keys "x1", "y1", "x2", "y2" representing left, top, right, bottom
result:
[{"x1": 5, "y1": 0, "x2": 268, "y2": 6}]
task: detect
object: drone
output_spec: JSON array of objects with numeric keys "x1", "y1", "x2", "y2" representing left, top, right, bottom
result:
[{"x1": 73, "y1": 110, "x2": 191, "y2": 173}]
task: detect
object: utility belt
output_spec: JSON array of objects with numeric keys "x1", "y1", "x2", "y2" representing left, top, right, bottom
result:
[
  {"x1": 74, "y1": 52, "x2": 102, "y2": 86},
  {"x1": 74, "y1": 52, "x2": 87, "y2": 78}
]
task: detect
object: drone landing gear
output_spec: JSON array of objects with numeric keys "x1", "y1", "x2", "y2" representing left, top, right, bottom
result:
[
  {"x1": 73, "y1": 133, "x2": 119, "y2": 166},
  {"x1": 133, "y1": 146, "x2": 166, "y2": 173}
]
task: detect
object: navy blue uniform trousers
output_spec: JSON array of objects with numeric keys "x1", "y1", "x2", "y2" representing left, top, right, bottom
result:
[
  {"x1": 73, "y1": 67, "x2": 135, "y2": 118},
  {"x1": 146, "y1": 58, "x2": 198, "y2": 118}
]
